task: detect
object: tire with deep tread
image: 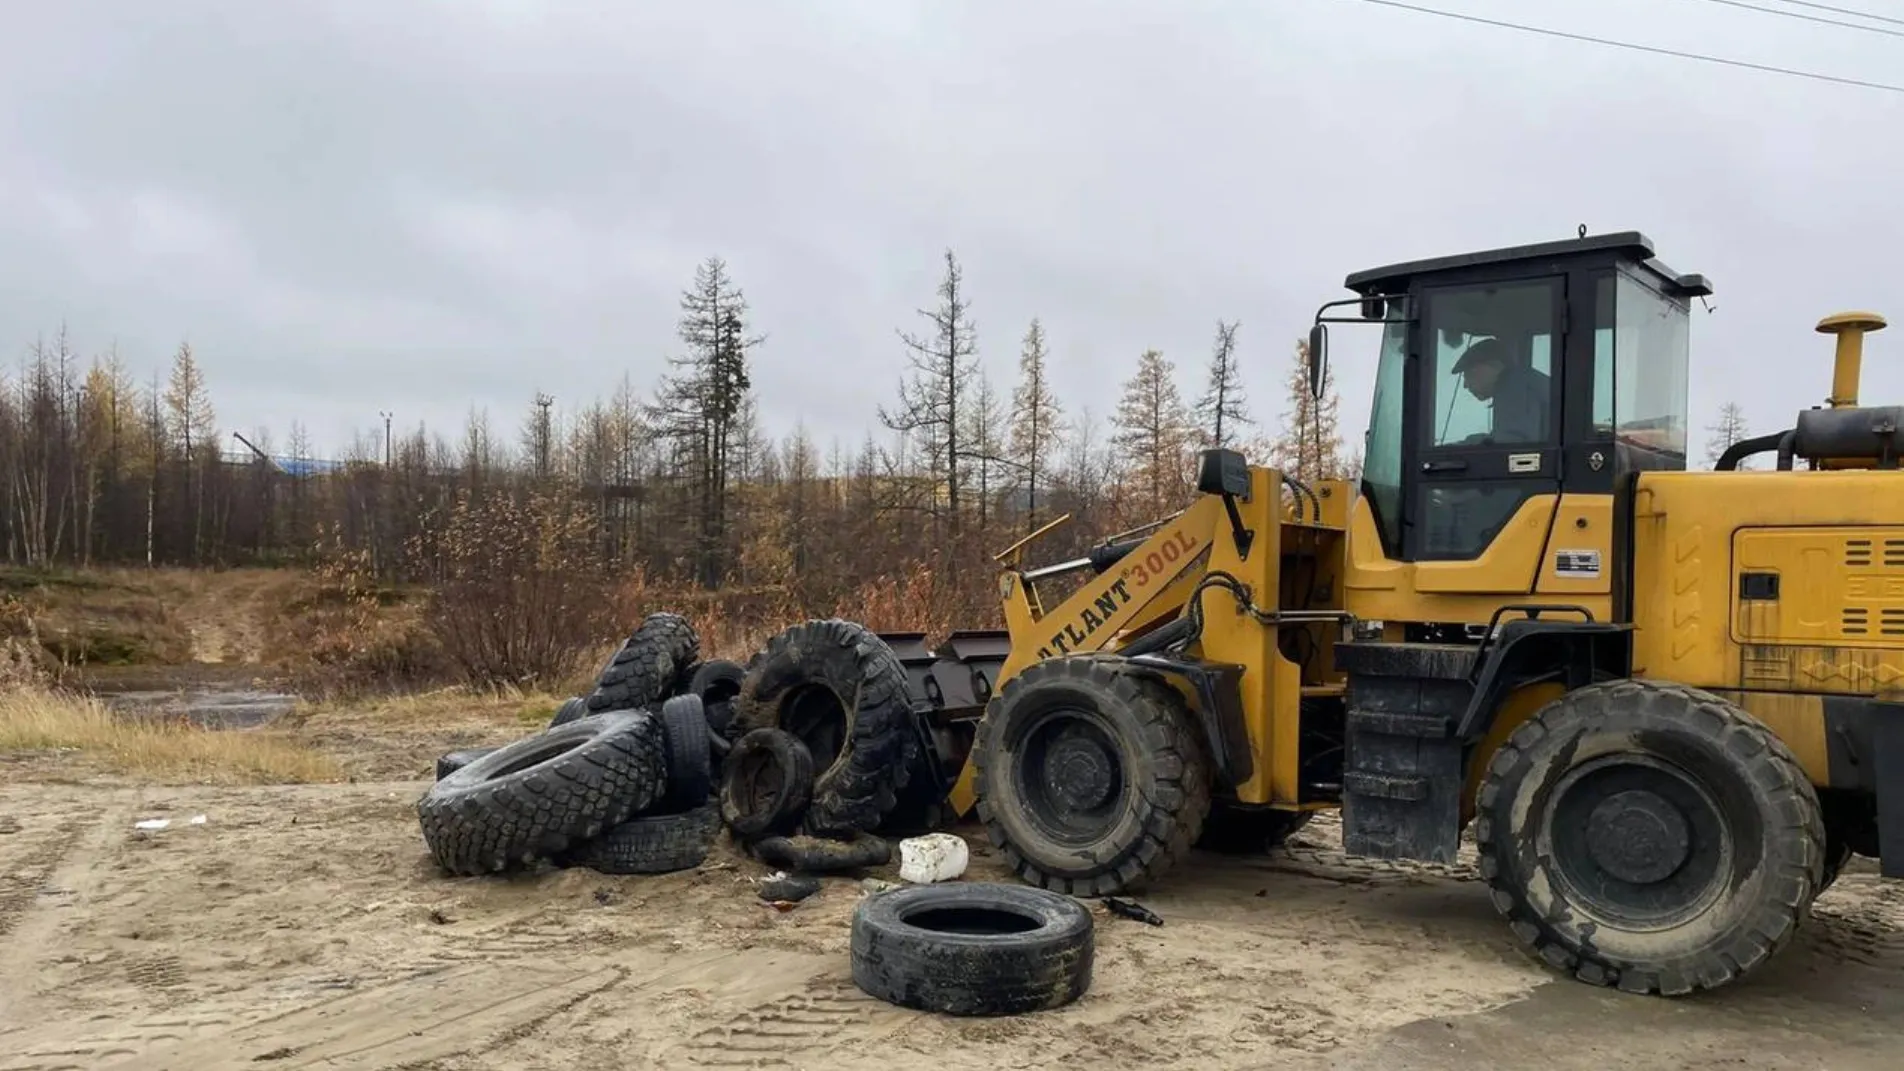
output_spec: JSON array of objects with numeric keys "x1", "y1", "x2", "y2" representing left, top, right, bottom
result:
[
  {"x1": 657, "y1": 693, "x2": 714, "y2": 811},
  {"x1": 731, "y1": 619, "x2": 918, "y2": 836},
  {"x1": 435, "y1": 747, "x2": 499, "y2": 781},
  {"x1": 559, "y1": 802, "x2": 721, "y2": 875},
  {"x1": 416, "y1": 711, "x2": 665, "y2": 876},
  {"x1": 719, "y1": 728, "x2": 816, "y2": 839},
  {"x1": 850, "y1": 882, "x2": 1095, "y2": 1016},
  {"x1": 1474, "y1": 679, "x2": 1826, "y2": 996},
  {"x1": 972, "y1": 656, "x2": 1212, "y2": 897},
  {"x1": 547, "y1": 696, "x2": 588, "y2": 729},
  {"x1": 585, "y1": 613, "x2": 700, "y2": 715}
]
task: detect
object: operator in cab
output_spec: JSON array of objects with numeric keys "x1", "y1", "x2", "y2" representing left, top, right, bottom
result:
[{"x1": 1451, "y1": 337, "x2": 1549, "y2": 443}]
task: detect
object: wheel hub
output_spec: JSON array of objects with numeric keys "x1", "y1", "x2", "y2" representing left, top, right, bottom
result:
[
  {"x1": 1545, "y1": 752, "x2": 1733, "y2": 930},
  {"x1": 1045, "y1": 726, "x2": 1117, "y2": 812},
  {"x1": 1585, "y1": 789, "x2": 1692, "y2": 884}
]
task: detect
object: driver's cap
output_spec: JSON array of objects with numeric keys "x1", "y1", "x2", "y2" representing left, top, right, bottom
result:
[{"x1": 1450, "y1": 337, "x2": 1506, "y2": 374}]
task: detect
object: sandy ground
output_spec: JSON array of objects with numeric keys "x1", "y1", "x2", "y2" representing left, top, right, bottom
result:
[{"x1": 0, "y1": 761, "x2": 1899, "y2": 1071}]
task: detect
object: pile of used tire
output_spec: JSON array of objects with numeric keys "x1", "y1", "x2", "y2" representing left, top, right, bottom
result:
[
  {"x1": 415, "y1": 611, "x2": 1099, "y2": 1018},
  {"x1": 414, "y1": 612, "x2": 935, "y2": 878},
  {"x1": 416, "y1": 612, "x2": 743, "y2": 877}
]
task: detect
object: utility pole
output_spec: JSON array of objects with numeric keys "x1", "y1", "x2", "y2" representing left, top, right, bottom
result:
[
  {"x1": 379, "y1": 410, "x2": 393, "y2": 467},
  {"x1": 534, "y1": 393, "x2": 555, "y2": 480}
]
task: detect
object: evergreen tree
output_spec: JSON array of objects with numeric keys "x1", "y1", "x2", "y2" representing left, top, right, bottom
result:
[
  {"x1": 879, "y1": 249, "x2": 980, "y2": 560},
  {"x1": 1008, "y1": 318, "x2": 1066, "y2": 533},
  {"x1": 1704, "y1": 401, "x2": 1751, "y2": 470},
  {"x1": 1195, "y1": 320, "x2": 1252, "y2": 450},
  {"x1": 1112, "y1": 348, "x2": 1193, "y2": 517},
  {"x1": 1269, "y1": 337, "x2": 1346, "y2": 484}
]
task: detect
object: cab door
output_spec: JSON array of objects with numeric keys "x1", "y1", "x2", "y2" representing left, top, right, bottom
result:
[{"x1": 1406, "y1": 276, "x2": 1566, "y2": 592}]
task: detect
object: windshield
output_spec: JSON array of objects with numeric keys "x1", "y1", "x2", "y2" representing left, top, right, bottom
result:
[{"x1": 1361, "y1": 318, "x2": 1407, "y2": 558}]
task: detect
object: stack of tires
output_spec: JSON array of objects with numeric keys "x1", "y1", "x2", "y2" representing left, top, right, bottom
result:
[
  {"x1": 417, "y1": 612, "x2": 746, "y2": 877},
  {"x1": 416, "y1": 612, "x2": 931, "y2": 877},
  {"x1": 714, "y1": 618, "x2": 928, "y2": 862}
]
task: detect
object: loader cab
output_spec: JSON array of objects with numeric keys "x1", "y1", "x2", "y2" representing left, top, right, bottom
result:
[{"x1": 1313, "y1": 230, "x2": 1711, "y2": 624}]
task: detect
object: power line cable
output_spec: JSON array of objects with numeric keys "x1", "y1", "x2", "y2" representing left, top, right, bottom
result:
[
  {"x1": 1687, "y1": 0, "x2": 1904, "y2": 39},
  {"x1": 1343, "y1": 0, "x2": 1904, "y2": 94},
  {"x1": 1769, "y1": 0, "x2": 1904, "y2": 29}
]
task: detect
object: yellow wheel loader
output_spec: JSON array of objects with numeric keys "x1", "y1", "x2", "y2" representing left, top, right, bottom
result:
[{"x1": 871, "y1": 229, "x2": 1903, "y2": 997}]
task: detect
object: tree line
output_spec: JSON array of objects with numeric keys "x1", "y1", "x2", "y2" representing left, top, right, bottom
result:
[{"x1": 0, "y1": 252, "x2": 1355, "y2": 619}]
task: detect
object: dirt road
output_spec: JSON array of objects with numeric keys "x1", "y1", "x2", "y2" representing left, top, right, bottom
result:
[{"x1": 0, "y1": 779, "x2": 1897, "y2": 1071}]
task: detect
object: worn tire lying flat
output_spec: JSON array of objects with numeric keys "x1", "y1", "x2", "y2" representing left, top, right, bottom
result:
[
  {"x1": 720, "y1": 728, "x2": 815, "y2": 840},
  {"x1": 585, "y1": 613, "x2": 700, "y2": 715},
  {"x1": 547, "y1": 696, "x2": 589, "y2": 729},
  {"x1": 851, "y1": 883, "x2": 1095, "y2": 1016},
  {"x1": 1475, "y1": 680, "x2": 1826, "y2": 996},
  {"x1": 658, "y1": 693, "x2": 714, "y2": 811},
  {"x1": 732, "y1": 619, "x2": 917, "y2": 836},
  {"x1": 436, "y1": 747, "x2": 499, "y2": 781},
  {"x1": 561, "y1": 802, "x2": 721, "y2": 875},
  {"x1": 417, "y1": 711, "x2": 665, "y2": 876}
]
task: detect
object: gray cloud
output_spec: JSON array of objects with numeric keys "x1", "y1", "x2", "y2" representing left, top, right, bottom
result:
[{"x1": 2, "y1": 0, "x2": 1900, "y2": 461}]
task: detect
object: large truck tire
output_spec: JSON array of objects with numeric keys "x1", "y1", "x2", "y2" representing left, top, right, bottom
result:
[
  {"x1": 731, "y1": 619, "x2": 918, "y2": 836},
  {"x1": 656, "y1": 693, "x2": 714, "y2": 811},
  {"x1": 1474, "y1": 679, "x2": 1826, "y2": 996},
  {"x1": 972, "y1": 656, "x2": 1211, "y2": 897},
  {"x1": 850, "y1": 883, "x2": 1094, "y2": 1016},
  {"x1": 416, "y1": 711, "x2": 665, "y2": 876},
  {"x1": 585, "y1": 613, "x2": 700, "y2": 715},
  {"x1": 560, "y1": 802, "x2": 721, "y2": 876}
]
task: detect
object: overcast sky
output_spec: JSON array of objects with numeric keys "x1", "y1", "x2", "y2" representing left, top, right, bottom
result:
[{"x1": 3, "y1": 0, "x2": 1901, "y2": 464}]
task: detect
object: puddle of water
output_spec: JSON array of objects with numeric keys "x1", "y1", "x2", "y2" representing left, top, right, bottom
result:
[{"x1": 94, "y1": 688, "x2": 300, "y2": 729}]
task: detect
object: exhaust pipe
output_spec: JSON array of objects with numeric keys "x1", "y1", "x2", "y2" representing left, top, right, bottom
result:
[{"x1": 1817, "y1": 310, "x2": 1886, "y2": 409}]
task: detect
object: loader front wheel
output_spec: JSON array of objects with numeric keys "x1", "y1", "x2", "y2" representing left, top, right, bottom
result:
[
  {"x1": 1474, "y1": 680, "x2": 1826, "y2": 996},
  {"x1": 973, "y1": 656, "x2": 1211, "y2": 897}
]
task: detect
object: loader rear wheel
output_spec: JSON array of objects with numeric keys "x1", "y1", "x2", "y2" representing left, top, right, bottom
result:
[
  {"x1": 1474, "y1": 680, "x2": 1826, "y2": 996},
  {"x1": 973, "y1": 656, "x2": 1211, "y2": 897}
]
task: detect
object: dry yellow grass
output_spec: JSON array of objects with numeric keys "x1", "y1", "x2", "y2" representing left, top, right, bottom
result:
[
  {"x1": 289, "y1": 685, "x2": 569, "y2": 733},
  {"x1": 0, "y1": 686, "x2": 343, "y2": 784}
]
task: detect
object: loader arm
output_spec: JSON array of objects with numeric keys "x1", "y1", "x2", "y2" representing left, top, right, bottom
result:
[
  {"x1": 942, "y1": 494, "x2": 1229, "y2": 814},
  {"x1": 997, "y1": 494, "x2": 1227, "y2": 681}
]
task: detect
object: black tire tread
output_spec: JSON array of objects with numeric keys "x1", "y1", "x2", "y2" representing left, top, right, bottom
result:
[
  {"x1": 972, "y1": 656, "x2": 1212, "y2": 897},
  {"x1": 657, "y1": 693, "x2": 714, "y2": 811},
  {"x1": 416, "y1": 712, "x2": 666, "y2": 876},
  {"x1": 560, "y1": 802, "x2": 721, "y2": 875},
  {"x1": 731, "y1": 619, "x2": 919, "y2": 836},
  {"x1": 850, "y1": 883, "x2": 1094, "y2": 1016},
  {"x1": 1473, "y1": 678, "x2": 1826, "y2": 996},
  {"x1": 585, "y1": 613, "x2": 700, "y2": 714}
]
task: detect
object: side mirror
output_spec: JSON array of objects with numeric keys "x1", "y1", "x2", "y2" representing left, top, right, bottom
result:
[
  {"x1": 1195, "y1": 448, "x2": 1251, "y2": 497},
  {"x1": 1307, "y1": 323, "x2": 1328, "y2": 400}
]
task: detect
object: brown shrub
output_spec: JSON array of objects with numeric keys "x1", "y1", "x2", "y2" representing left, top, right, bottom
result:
[
  {"x1": 282, "y1": 532, "x2": 445, "y2": 695},
  {"x1": 405, "y1": 487, "x2": 617, "y2": 690}
]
